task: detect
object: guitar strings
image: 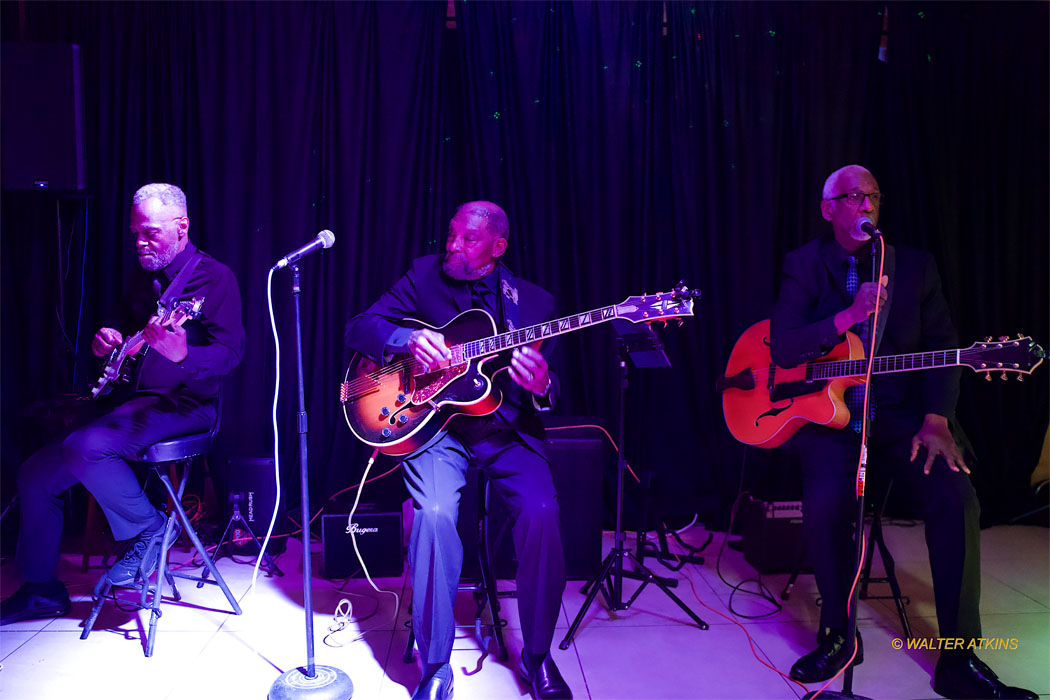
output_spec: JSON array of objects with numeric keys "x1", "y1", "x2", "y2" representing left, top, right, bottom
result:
[{"x1": 736, "y1": 348, "x2": 978, "y2": 383}]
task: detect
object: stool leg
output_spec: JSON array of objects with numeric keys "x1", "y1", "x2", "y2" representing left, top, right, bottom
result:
[
  {"x1": 874, "y1": 525, "x2": 912, "y2": 639},
  {"x1": 158, "y1": 472, "x2": 242, "y2": 615},
  {"x1": 478, "y1": 478, "x2": 507, "y2": 662},
  {"x1": 80, "y1": 576, "x2": 112, "y2": 640}
]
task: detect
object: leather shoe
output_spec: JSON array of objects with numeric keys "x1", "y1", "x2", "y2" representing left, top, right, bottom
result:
[
  {"x1": 0, "y1": 581, "x2": 71, "y2": 626},
  {"x1": 789, "y1": 628, "x2": 863, "y2": 683},
  {"x1": 519, "y1": 651, "x2": 572, "y2": 699},
  {"x1": 933, "y1": 651, "x2": 1036, "y2": 699},
  {"x1": 411, "y1": 663, "x2": 453, "y2": 700}
]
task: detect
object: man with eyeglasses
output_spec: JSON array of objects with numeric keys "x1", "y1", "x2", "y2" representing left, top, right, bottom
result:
[
  {"x1": 770, "y1": 165, "x2": 1034, "y2": 699},
  {"x1": 1, "y1": 183, "x2": 245, "y2": 626}
]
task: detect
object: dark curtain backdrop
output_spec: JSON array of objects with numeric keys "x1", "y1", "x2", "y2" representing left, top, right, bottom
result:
[{"x1": 2, "y1": 1, "x2": 1046, "y2": 529}]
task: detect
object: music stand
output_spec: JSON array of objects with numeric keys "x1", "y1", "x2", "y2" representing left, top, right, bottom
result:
[{"x1": 560, "y1": 320, "x2": 708, "y2": 649}]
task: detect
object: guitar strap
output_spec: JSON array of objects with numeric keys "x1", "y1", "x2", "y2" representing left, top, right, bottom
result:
[
  {"x1": 497, "y1": 262, "x2": 520, "y2": 332},
  {"x1": 132, "y1": 250, "x2": 204, "y2": 391},
  {"x1": 157, "y1": 250, "x2": 204, "y2": 308}
]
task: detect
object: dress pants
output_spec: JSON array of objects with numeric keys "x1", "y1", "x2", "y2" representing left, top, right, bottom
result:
[
  {"x1": 402, "y1": 428, "x2": 566, "y2": 665},
  {"x1": 790, "y1": 408, "x2": 982, "y2": 640},
  {"x1": 16, "y1": 394, "x2": 214, "y2": 583}
]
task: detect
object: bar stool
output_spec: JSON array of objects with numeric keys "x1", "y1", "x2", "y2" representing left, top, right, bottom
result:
[
  {"x1": 403, "y1": 468, "x2": 508, "y2": 663},
  {"x1": 80, "y1": 412, "x2": 242, "y2": 656},
  {"x1": 781, "y1": 479, "x2": 912, "y2": 640}
]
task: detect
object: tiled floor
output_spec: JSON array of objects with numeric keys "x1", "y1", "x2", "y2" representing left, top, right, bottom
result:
[{"x1": 1, "y1": 522, "x2": 1047, "y2": 699}]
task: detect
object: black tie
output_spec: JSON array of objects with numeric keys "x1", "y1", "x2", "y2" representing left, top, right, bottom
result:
[{"x1": 470, "y1": 281, "x2": 501, "y2": 331}]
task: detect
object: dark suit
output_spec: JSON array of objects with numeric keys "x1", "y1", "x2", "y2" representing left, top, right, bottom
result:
[
  {"x1": 771, "y1": 235, "x2": 981, "y2": 640},
  {"x1": 17, "y1": 244, "x2": 245, "y2": 583},
  {"x1": 345, "y1": 254, "x2": 567, "y2": 664}
]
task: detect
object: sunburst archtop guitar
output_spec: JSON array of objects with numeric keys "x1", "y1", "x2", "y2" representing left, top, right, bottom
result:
[
  {"x1": 718, "y1": 319, "x2": 1044, "y2": 448},
  {"x1": 341, "y1": 283, "x2": 700, "y2": 457}
]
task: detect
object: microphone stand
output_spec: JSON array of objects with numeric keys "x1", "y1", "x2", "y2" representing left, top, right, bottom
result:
[
  {"x1": 806, "y1": 236, "x2": 881, "y2": 700},
  {"x1": 270, "y1": 263, "x2": 354, "y2": 700}
]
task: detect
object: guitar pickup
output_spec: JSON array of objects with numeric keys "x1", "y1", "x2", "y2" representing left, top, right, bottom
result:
[{"x1": 770, "y1": 380, "x2": 826, "y2": 403}]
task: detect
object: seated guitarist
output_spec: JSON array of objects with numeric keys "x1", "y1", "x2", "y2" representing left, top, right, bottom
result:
[
  {"x1": 345, "y1": 201, "x2": 572, "y2": 700},
  {"x1": 770, "y1": 165, "x2": 1033, "y2": 699},
  {"x1": 1, "y1": 183, "x2": 244, "y2": 625}
]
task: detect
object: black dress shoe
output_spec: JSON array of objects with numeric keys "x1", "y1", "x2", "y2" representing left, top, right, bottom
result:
[
  {"x1": 789, "y1": 628, "x2": 863, "y2": 683},
  {"x1": 934, "y1": 651, "x2": 1037, "y2": 699},
  {"x1": 411, "y1": 663, "x2": 453, "y2": 700},
  {"x1": 520, "y1": 651, "x2": 573, "y2": 699},
  {"x1": 0, "y1": 581, "x2": 71, "y2": 626}
]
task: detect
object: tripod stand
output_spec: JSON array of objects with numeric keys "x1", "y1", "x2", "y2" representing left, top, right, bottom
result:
[
  {"x1": 635, "y1": 469, "x2": 711, "y2": 572},
  {"x1": 561, "y1": 323, "x2": 708, "y2": 649},
  {"x1": 208, "y1": 491, "x2": 284, "y2": 577}
]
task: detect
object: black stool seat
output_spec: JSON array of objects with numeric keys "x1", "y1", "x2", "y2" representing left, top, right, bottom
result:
[{"x1": 139, "y1": 431, "x2": 213, "y2": 463}]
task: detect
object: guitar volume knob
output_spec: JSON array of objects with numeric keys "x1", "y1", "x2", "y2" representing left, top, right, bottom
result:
[
  {"x1": 398, "y1": 414, "x2": 408, "y2": 424},
  {"x1": 397, "y1": 393, "x2": 407, "y2": 403},
  {"x1": 381, "y1": 428, "x2": 392, "y2": 438},
  {"x1": 380, "y1": 407, "x2": 390, "y2": 416}
]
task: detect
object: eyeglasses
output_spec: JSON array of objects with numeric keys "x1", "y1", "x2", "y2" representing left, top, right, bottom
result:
[{"x1": 826, "y1": 191, "x2": 882, "y2": 207}]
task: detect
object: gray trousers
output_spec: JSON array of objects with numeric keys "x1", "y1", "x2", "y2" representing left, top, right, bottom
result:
[
  {"x1": 402, "y1": 428, "x2": 566, "y2": 665},
  {"x1": 16, "y1": 394, "x2": 213, "y2": 583}
]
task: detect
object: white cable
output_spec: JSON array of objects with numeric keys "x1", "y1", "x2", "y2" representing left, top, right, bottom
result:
[
  {"x1": 338, "y1": 450, "x2": 399, "y2": 636},
  {"x1": 674, "y1": 513, "x2": 699, "y2": 534},
  {"x1": 248, "y1": 267, "x2": 283, "y2": 598}
]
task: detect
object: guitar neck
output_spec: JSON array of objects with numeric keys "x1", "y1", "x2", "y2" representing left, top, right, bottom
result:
[
  {"x1": 459, "y1": 304, "x2": 621, "y2": 360},
  {"x1": 809, "y1": 348, "x2": 963, "y2": 380}
]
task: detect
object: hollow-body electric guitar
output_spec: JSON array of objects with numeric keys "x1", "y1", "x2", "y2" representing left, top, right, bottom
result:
[
  {"x1": 341, "y1": 283, "x2": 700, "y2": 456},
  {"x1": 88, "y1": 297, "x2": 205, "y2": 399},
  {"x1": 718, "y1": 319, "x2": 1044, "y2": 448}
]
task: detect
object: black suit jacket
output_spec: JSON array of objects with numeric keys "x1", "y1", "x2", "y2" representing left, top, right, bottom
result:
[
  {"x1": 770, "y1": 234, "x2": 960, "y2": 420},
  {"x1": 344, "y1": 254, "x2": 560, "y2": 456}
]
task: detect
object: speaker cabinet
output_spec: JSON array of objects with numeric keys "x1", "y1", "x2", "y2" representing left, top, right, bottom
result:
[
  {"x1": 1, "y1": 42, "x2": 86, "y2": 191},
  {"x1": 739, "y1": 496, "x2": 808, "y2": 574},
  {"x1": 322, "y1": 511, "x2": 404, "y2": 579},
  {"x1": 225, "y1": 457, "x2": 285, "y2": 554},
  {"x1": 459, "y1": 422, "x2": 607, "y2": 581}
]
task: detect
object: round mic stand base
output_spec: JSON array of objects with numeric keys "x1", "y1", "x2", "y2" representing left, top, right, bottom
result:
[
  {"x1": 269, "y1": 666, "x2": 354, "y2": 700},
  {"x1": 802, "y1": 689, "x2": 871, "y2": 700}
]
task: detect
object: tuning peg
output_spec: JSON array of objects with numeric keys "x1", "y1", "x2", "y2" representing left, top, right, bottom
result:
[
  {"x1": 984, "y1": 336, "x2": 993, "y2": 342},
  {"x1": 984, "y1": 373, "x2": 993, "y2": 382},
  {"x1": 1017, "y1": 374, "x2": 1025, "y2": 382},
  {"x1": 1000, "y1": 372, "x2": 1008, "y2": 381},
  {"x1": 1017, "y1": 333, "x2": 1025, "y2": 339},
  {"x1": 998, "y1": 335, "x2": 1010, "y2": 342},
  {"x1": 676, "y1": 319, "x2": 684, "y2": 327}
]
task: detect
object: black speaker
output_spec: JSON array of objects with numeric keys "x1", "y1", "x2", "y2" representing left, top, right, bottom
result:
[
  {"x1": 1, "y1": 42, "x2": 86, "y2": 191},
  {"x1": 459, "y1": 421, "x2": 607, "y2": 581},
  {"x1": 322, "y1": 510, "x2": 403, "y2": 579},
  {"x1": 225, "y1": 457, "x2": 285, "y2": 554},
  {"x1": 739, "y1": 496, "x2": 808, "y2": 574}
]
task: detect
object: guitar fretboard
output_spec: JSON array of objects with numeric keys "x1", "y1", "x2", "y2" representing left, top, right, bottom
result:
[
  {"x1": 459, "y1": 305, "x2": 620, "y2": 360},
  {"x1": 808, "y1": 349, "x2": 962, "y2": 380}
]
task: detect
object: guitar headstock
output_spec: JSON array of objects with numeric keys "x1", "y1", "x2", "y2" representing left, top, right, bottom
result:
[
  {"x1": 962, "y1": 334, "x2": 1045, "y2": 381},
  {"x1": 615, "y1": 282, "x2": 701, "y2": 324},
  {"x1": 156, "y1": 296, "x2": 206, "y2": 324}
]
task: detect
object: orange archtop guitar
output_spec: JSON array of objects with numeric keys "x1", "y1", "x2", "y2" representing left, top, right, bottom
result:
[
  {"x1": 341, "y1": 283, "x2": 700, "y2": 457},
  {"x1": 718, "y1": 319, "x2": 1044, "y2": 448}
]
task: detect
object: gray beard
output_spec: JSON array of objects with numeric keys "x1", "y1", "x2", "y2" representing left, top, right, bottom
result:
[
  {"x1": 138, "y1": 247, "x2": 179, "y2": 272},
  {"x1": 442, "y1": 255, "x2": 494, "y2": 281}
]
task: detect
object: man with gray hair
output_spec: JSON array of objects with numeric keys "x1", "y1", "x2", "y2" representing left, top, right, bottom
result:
[
  {"x1": 771, "y1": 165, "x2": 1034, "y2": 699},
  {"x1": 1, "y1": 183, "x2": 245, "y2": 625}
]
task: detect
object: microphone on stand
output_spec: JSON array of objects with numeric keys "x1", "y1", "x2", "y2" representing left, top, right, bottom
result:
[
  {"x1": 854, "y1": 216, "x2": 882, "y2": 240},
  {"x1": 271, "y1": 230, "x2": 335, "y2": 270}
]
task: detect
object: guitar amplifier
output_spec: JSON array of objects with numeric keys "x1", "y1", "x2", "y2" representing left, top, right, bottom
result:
[
  {"x1": 321, "y1": 510, "x2": 403, "y2": 579},
  {"x1": 739, "y1": 496, "x2": 808, "y2": 574}
]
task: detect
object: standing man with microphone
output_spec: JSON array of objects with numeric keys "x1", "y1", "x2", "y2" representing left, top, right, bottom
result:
[
  {"x1": 770, "y1": 165, "x2": 1034, "y2": 699},
  {"x1": 1, "y1": 183, "x2": 245, "y2": 625}
]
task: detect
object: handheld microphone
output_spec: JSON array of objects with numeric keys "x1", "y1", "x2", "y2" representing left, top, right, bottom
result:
[
  {"x1": 272, "y1": 230, "x2": 335, "y2": 270},
  {"x1": 854, "y1": 217, "x2": 882, "y2": 240}
]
